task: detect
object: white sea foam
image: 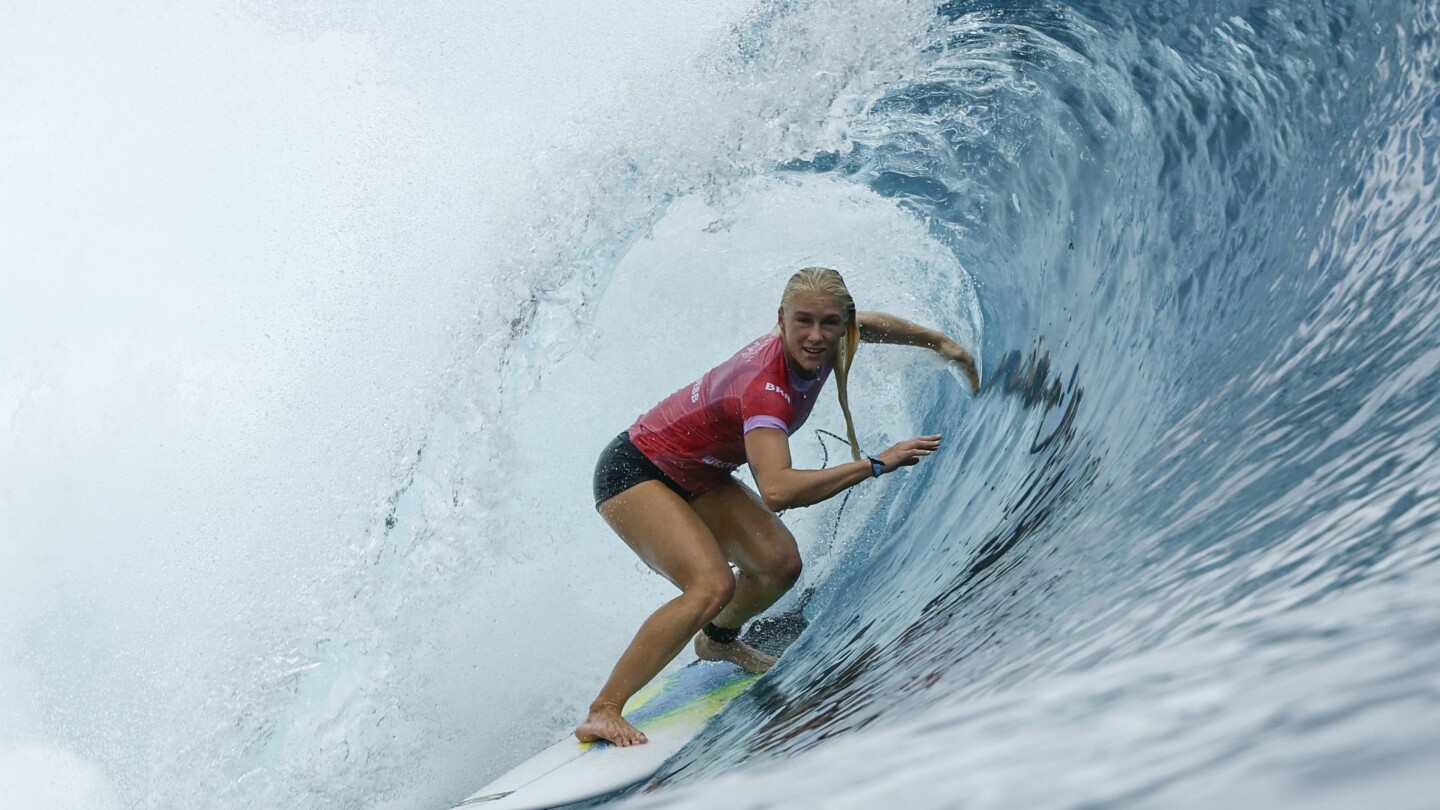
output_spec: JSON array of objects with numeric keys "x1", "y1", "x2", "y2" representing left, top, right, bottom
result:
[
  {"x1": 0, "y1": 1, "x2": 757, "y2": 807},
  {"x1": 0, "y1": 745, "x2": 124, "y2": 810},
  {"x1": 1, "y1": 0, "x2": 959, "y2": 807}
]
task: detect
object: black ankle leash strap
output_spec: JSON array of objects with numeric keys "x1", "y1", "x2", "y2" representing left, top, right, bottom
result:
[{"x1": 702, "y1": 622, "x2": 741, "y2": 644}]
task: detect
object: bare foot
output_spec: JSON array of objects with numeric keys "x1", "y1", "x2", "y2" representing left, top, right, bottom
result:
[
  {"x1": 575, "y1": 702, "x2": 647, "y2": 747},
  {"x1": 694, "y1": 632, "x2": 777, "y2": 673}
]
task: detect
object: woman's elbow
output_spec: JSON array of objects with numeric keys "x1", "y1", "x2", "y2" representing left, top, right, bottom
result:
[{"x1": 759, "y1": 485, "x2": 791, "y2": 513}]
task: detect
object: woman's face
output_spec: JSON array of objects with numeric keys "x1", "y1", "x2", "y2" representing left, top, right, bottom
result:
[{"x1": 778, "y1": 291, "x2": 848, "y2": 378}]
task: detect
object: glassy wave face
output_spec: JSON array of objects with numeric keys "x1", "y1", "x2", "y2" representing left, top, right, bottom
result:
[
  {"x1": 6, "y1": 0, "x2": 1439, "y2": 808},
  {"x1": 607, "y1": 1, "x2": 1440, "y2": 808}
]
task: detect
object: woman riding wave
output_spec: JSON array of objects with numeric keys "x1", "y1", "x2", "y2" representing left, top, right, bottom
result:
[{"x1": 578, "y1": 266, "x2": 979, "y2": 746}]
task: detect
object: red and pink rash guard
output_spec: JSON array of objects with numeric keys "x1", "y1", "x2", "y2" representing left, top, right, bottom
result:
[{"x1": 629, "y1": 333, "x2": 830, "y2": 495}]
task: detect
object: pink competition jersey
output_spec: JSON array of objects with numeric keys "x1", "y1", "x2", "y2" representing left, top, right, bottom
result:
[{"x1": 629, "y1": 333, "x2": 830, "y2": 494}]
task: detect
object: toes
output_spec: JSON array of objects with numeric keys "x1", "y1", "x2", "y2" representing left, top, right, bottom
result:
[{"x1": 618, "y1": 726, "x2": 646, "y2": 746}]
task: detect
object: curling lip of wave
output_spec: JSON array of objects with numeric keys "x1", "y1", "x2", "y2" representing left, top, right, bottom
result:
[{"x1": 604, "y1": 1, "x2": 1440, "y2": 807}]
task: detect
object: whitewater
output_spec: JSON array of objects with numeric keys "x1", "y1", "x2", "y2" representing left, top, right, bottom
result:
[{"x1": 2, "y1": 1, "x2": 1437, "y2": 808}]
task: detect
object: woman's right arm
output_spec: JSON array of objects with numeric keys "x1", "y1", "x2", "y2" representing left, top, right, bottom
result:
[{"x1": 745, "y1": 428, "x2": 942, "y2": 512}]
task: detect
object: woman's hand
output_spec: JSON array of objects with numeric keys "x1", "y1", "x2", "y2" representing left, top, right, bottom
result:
[
  {"x1": 876, "y1": 434, "x2": 943, "y2": 473},
  {"x1": 938, "y1": 339, "x2": 979, "y2": 394}
]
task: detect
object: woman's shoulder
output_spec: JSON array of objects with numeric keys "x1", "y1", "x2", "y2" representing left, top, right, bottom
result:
[
  {"x1": 736, "y1": 331, "x2": 781, "y2": 360},
  {"x1": 713, "y1": 333, "x2": 785, "y2": 392}
]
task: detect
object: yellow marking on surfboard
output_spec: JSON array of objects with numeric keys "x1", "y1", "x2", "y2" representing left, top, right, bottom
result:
[
  {"x1": 622, "y1": 673, "x2": 670, "y2": 713},
  {"x1": 630, "y1": 673, "x2": 758, "y2": 731},
  {"x1": 575, "y1": 668, "x2": 758, "y2": 752}
]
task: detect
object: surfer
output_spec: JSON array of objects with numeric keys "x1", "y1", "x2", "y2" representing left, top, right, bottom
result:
[{"x1": 578, "y1": 267, "x2": 978, "y2": 746}]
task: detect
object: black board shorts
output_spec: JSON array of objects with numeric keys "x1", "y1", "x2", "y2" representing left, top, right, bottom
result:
[{"x1": 593, "y1": 431, "x2": 698, "y2": 508}]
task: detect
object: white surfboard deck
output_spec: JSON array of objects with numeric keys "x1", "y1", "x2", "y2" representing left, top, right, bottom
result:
[{"x1": 453, "y1": 660, "x2": 757, "y2": 810}]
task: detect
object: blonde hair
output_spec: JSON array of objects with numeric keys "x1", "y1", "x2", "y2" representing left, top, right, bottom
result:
[{"x1": 781, "y1": 267, "x2": 863, "y2": 461}]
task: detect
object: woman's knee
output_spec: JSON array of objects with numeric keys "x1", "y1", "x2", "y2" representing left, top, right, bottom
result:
[
  {"x1": 750, "y1": 524, "x2": 802, "y2": 587},
  {"x1": 767, "y1": 549, "x2": 803, "y2": 589},
  {"x1": 685, "y1": 569, "x2": 736, "y2": 619}
]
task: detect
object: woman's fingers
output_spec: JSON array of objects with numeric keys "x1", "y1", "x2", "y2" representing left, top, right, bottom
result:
[
  {"x1": 880, "y1": 435, "x2": 943, "y2": 469},
  {"x1": 942, "y1": 342, "x2": 980, "y2": 393}
]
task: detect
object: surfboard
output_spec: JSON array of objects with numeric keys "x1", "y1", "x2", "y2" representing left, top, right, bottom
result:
[{"x1": 452, "y1": 660, "x2": 757, "y2": 810}]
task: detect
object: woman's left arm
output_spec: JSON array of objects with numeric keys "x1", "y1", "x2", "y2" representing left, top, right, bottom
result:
[{"x1": 857, "y1": 310, "x2": 979, "y2": 393}]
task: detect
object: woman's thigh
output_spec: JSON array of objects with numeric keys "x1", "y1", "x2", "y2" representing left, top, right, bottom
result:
[
  {"x1": 689, "y1": 480, "x2": 801, "y2": 579},
  {"x1": 598, "y1": 480, "x2": 731, "y2": 591}
]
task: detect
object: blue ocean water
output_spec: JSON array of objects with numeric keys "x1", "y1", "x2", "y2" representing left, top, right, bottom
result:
[
  {"x1": 603, "y1": 1, "x2": 1440, "y2": 807},
  {"x1": 4, "y1": 1, "x2": 1438, "y2": 808}
]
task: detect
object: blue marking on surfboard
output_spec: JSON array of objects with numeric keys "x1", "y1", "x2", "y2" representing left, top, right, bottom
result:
[
  {"x1": 452, "y1": 659, "x2": 762, "y2": 808},
  {"x1": 582, "y1": 661, "x2": 758, "y2": 750}
]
